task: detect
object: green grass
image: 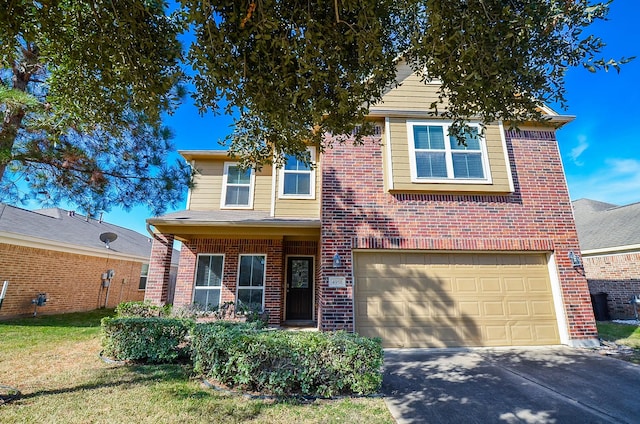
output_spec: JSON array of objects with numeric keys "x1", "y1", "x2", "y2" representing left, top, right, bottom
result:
[
  {"x1": 0, "y1": 310, "x2": 393, "y2": 423},
  {"x1": 597, "y1": 322, "x2": 640, "y2": 364},
  {"x1": 597, "y1": 322, "x2": 640, "y2": 348}
]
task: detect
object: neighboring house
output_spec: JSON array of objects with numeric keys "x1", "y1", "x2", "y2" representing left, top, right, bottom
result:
[
  {"x1": 0, "y1": 203, "x2": 177, "y2": 319},
  {"x1": 572, "y1": 198, "x2": 640, "y2": 319},
  {"x1": 146, "y1": 62, "x2": 598, "y2": 348}
]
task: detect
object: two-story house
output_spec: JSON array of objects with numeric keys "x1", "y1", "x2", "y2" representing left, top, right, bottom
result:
[{"x1": 145, "y1": 63, "x2": 599, "y2": 348}]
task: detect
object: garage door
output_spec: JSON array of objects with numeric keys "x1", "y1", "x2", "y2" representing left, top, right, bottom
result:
[{"x1": 354, "y1": 252, "x2": 560, "y2": 348}]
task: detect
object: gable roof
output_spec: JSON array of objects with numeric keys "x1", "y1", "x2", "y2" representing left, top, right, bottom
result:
[
  {"x1": 0, "y1": 203, "x2": 152, "y2": 261},
  {"x1": 572, "y1": 198, "x2": 640, "y2": 253}
]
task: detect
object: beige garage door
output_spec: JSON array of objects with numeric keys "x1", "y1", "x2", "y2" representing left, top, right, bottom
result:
[{"x1": 354, "y1": 252, "x2": 560, "y2": 348}]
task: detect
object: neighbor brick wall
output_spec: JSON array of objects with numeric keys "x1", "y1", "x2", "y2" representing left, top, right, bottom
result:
[
  {"x1": 319, "y1": 129, "x2": 597, "y2": 344},
  {"x1": 584, "y1": 252, "x2": 640, "y2": 319},
  {"x1": 0, "y1": 243, "x2": 144, "y2": 319}
]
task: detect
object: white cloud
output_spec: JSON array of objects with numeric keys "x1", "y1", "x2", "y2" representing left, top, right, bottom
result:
[
  {"x1": 605, "y1": 158, "x2": 640, "y2": 175},
  {"x1": 567, "y1": 158, "x2": 640, "y2": 205},
  {"x1": 569, "y1": 136, "x2": 589, "y2": 166}
]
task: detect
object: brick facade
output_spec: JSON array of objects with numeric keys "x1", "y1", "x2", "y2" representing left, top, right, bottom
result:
[
  {"x1": 584, "y1": 252, "x2": 640, "y2": 319},
  {"x1": 169, "y1": 238, "x2": 318, "y2": 325},
  {"x1": 318, "y1": 130, "x2": 597, "y2": 344},
  {"x1": 145, "y1": 233, "x2": 175, "y2": 306},
  {"x1": 0, "y1": 243, "x2": 144, "y2": 319}
]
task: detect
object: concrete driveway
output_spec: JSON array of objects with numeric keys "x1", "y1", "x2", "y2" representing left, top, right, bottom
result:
[{"x1": 382, "y1": 346, "x2": 640, "y2": 423}]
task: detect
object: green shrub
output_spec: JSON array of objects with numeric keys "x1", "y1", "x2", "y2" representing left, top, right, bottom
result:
[
  {"x1": 101, "y1": 317, "x2": 193, "y2": 363},
  {"x1": 172, "y1": 301, "x2": 269, "y2": 328},
  {"x1": 191, "y1": 323, "x2": 383, "y2": 397},
  {"x1": 115, "y1": 301, "x2": 169, "y2": 318}
]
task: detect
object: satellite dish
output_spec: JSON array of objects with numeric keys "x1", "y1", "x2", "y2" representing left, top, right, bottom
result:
[{"x1": 99, "y1": 232, "x2": 118, "y2": 249}]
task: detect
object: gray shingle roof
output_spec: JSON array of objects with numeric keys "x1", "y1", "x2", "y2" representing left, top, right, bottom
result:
[
  {"x1": 149, "y1": 209, "x2": 320, "y2": 227},
  {"x1": 572, "y1": 199, "x2": 640, "y2": 251},
  {"x1": 0, "y1": 203, "x2": 152, "y2": 259}
]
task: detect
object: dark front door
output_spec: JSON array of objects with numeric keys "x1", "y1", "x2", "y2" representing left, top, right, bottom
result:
[{"x1": 286, "y1": 257, "x2": 313, "y2": 320}]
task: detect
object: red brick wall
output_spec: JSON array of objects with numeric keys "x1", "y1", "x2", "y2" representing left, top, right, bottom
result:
[
  {"x1": 173, "y1": 238, "x2": 284, "y2": 325},
  {"x1": 165, "y1": 238, "x2": 318, "y2": 325},
  {"x1": 319, "y1": 129, "x2": 597, "y2": 344},
  {"x1": 584, "y1": 252, "x2": 640, "y2": 319},
  {"x1": 145, "y1": 233, "x2": 175, "y2": 305},
  {"x1": 0, "y1": 243, "x2": 144, "y2": 319}
]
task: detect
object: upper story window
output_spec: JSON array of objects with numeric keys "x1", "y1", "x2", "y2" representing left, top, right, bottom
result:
[
  {"x1": 278, "y1": 147, "x2": 316, "y2": 199},
  {"x1": 221, "y1": 162, "x2": 255, "y2": 209},
  {"x1": 407, "y1": 121, "x2": 491, "y2": 184}
]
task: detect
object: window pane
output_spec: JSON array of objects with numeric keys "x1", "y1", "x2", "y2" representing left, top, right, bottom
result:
[
  {"x1": 291, "y1": 260, "x2": 310, "y2": 288},
  {"x1": 138, "y1": 276, "x2": 147, "y2": 290},
  {"x1": 195, "y1": 255, "x2": 223, "y2": 287},
  {"x1": 237, "y1": 288, "x2": 263, "y2": 310},
  {"x1": 414, "y1": 126, "x2": 445, "y2": 150},
  {"x1": 451, "y1": 128, "x2": 480, "y2": 150},
  {"x1": 239, "y1": 255, "x2": 265, "y2": 287},
  {"x1": 452, "y1": 153, "x2": 484, "y2": 179},
  {"x1": 284, "y1": 155, "x2": 311, "y2": 171},
  {"x1": 193, "y1": 288, "x2": 220, "y2": 310},
  {"x1": 283, "y1": 173, "x2": 311, "y2": 195},
  {"x1": 225, "y1": 186, "x2": 250, "y2": 206},
  {"x1": 227, "y1": 165, "x2": 251, "y2": 184},
  {"x1": 140, "y1": 263, "x2": 149, "y2": 276},
  {"x1": 416, "y1": 152, "x2": 447, "y2": 178}
]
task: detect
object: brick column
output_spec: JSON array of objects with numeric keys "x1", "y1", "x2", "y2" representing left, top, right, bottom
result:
[{"x1": 144, "y1": 233, "x2": 174, "y2": 305}]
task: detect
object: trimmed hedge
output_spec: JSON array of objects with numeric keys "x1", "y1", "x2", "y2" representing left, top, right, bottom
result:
[
  {"x1": 114, "y1": 301, "x2": 169, "y2": 318},
  {"x1": 191, "y1": 322, "x2": 383, "y2": 397},
  {"x1": 101, "y1": 317, "x2": 192, "y2": 363}
]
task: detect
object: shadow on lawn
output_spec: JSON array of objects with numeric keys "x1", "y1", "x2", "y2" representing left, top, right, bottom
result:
[
  {"x1": 0, "y1": 309, "x2": 115, "y2": 328},
  {"x1": 18, "y1": 364, "x2": 188, "y2": 401}
]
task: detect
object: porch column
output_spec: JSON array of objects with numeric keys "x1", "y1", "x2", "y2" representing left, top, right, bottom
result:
[{"x1": 145, "y1": 233, "x2": 174, "y2": 305}]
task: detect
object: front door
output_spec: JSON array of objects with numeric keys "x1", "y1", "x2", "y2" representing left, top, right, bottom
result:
[{"x1": 286, "y1": 257, "x2": 313, "y2": 320}]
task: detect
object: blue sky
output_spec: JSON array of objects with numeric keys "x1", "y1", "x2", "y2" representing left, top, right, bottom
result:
[{"x1": 42, "y1": 0, "x2": 640, "y2": 236}]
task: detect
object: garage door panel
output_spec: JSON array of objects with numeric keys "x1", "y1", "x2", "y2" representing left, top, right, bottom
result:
[
  {"x1": 504, "y1": 278, "x2": 526, "y2": 292},
  {"x1": 507, "y1": 301, "x2": 530, "y2": 316},
  {"x1": 456, "y1": 278, "x2": 479, "y2": 292},
  {"x1": 354, "y1": 252, "x2": 560, "y2": 348}
]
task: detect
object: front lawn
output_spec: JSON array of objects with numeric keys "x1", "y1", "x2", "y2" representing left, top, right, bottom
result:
[
  {"x1": 597, "y1": 321, "x2": 640, "y2": 364},
  {"x1": 0, "y1": 310, "x2": 393, "y2": 423}
]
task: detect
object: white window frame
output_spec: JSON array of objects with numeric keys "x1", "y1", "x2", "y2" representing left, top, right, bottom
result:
[
  {"x1": 407, "y1": 120, "x2": 492, "y2": 184},
  {"x1": 236, "y1": 254, "x2": 267, "y2": 312},
  {"x1": 192, "y1": 254, "x2": 224, "y2": 311},
  {"x1": 278, "y1": 147, "x2": 316, "y2": 199},
  {"x1": 220, "y1": 162, "x2": 255, "y2": 209},
  {"x1": 138, "y1": 263, "x2": 149, "y2": 290}
]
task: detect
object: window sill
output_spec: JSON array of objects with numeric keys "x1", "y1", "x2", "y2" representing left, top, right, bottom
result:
[{"x1": 278, "y1": 194, "x2": 315, "y2": 200}]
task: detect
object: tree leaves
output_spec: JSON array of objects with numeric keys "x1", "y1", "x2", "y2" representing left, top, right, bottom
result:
[
  {"x1": 0, "y1": 0, "x2": 631, "y2": 212},
  {"x1": 1, "y1": 0, "x2": 191, "y2": 215}
]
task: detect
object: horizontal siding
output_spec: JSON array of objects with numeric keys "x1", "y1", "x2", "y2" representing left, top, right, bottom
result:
[
  {"x1": 372, "y1": 62, "x2": 449, "y2": 112},
  {"x1": 253, "y1": 166, "x2": 273, "y2": 212},
  {"x1": 274, "y1": 157, "x2": 321, "y2": 219},
  {"x1": 188, "y1": 159, "x2": 272, "y2": 211},
  {"x1": 388, "y1": 118, "x2": 512, "y2": 193},
  {"x1": 189, "y1": 161, "x2": 224, "y2": 210}
]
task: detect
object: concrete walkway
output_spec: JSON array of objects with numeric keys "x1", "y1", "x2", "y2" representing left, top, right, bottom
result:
[{"x1": 382, "y1": 346, "x2": 640, "y2": 423}]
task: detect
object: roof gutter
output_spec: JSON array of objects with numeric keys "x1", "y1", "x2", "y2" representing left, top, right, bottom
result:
[
  {"x1": 582, "y1": 243, "x2": 640, "y2": 257},
  {"x1": 147, "y1": 218, "x2": 321, "y2": 228},
  {"x1": 0, "y1": 231, "x2": 149, "y2": 262}
]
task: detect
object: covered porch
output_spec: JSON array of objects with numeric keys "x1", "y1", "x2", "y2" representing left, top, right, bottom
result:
[{"x1": 145, "y1": 210, "x2": 320, "y2": 326}]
